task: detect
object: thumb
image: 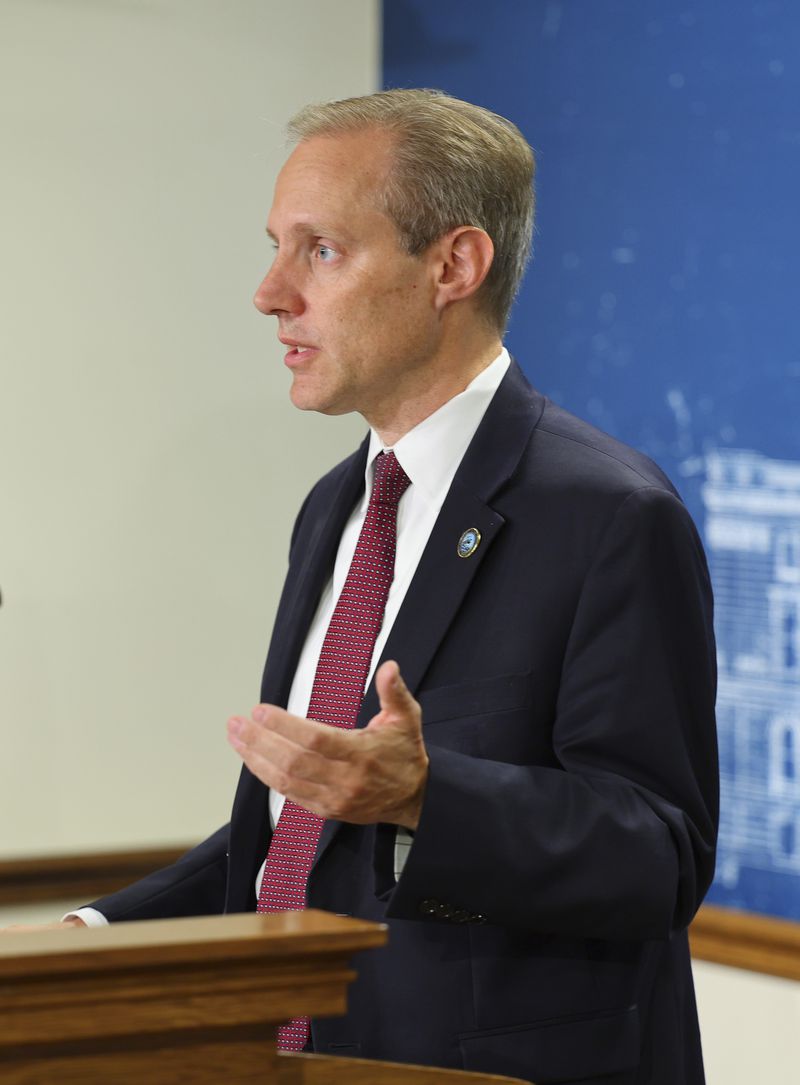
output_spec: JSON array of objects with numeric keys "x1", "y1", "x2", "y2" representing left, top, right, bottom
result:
[{"x1": 373, "y1": 660, "x2": 419, "y2": 726}]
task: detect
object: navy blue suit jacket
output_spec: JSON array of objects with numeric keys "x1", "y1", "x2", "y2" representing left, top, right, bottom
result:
[{"x1": 91, "y1": 363, "x2": 718, "y2": 1085}]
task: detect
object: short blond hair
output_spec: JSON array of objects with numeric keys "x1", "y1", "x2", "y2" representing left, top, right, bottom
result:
[{"x1": 287, "y1": 89, "x2": 535, "y2": 332}]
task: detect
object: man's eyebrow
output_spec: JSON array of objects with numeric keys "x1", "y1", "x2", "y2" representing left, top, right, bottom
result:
[{"x1": 265, "y1": 222, "x2": 353, "y2": 245}]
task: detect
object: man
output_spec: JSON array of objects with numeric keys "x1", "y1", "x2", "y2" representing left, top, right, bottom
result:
[{"x1": 68, "y1": 90, "x2": 718, "y2": 1083}]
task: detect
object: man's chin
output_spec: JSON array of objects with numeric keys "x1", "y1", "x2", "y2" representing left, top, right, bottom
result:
[{"x1": 289, "y1": 381, "x2": 351, "y2": 417}]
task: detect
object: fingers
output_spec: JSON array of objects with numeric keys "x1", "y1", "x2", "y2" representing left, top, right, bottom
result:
[
  {"x1": 227, "y1": 703, "x2": 364, "y2": 804},
  {"x1": 237, "y1": 705, "x2": 350, "y2": 758},
  {"x1": 227, "y1": 710, "x2": 290, "y2": 795},
  {"x1": 227, "y1": 706, "x2": 361, "y2": 818},
  {"x1": 268, "y1": 707, "x2": 351, "y2": 757}
]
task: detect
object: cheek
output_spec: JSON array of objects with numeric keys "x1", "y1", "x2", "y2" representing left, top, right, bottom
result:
[
  {"x1": 323, "y1": 268, "x2": 434, "y2": 356},
  {"x1": 366, "y1": 276, "x2": 432, "y2": 328}
]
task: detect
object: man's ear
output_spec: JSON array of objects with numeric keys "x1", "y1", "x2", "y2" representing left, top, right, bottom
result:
[{"x1": 432, "y1": 226, "x2": 495, "y2": 311}]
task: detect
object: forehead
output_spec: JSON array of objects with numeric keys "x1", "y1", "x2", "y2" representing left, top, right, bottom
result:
[{"x1": 268, "y1": 129, "x2": 395, "y2": 235}]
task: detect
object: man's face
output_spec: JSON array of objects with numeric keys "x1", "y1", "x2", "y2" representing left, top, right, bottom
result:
[{"x1": 254, "y1": 129, "x2": 442, "y2": 425}]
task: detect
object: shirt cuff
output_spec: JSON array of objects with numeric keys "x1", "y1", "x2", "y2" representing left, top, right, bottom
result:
[
  {"x1": 62, "y1": 907, "x2": 109, "y2": 927},
  {"x1": 394, "y1": 827, "x2": 415, "y2": 879}
]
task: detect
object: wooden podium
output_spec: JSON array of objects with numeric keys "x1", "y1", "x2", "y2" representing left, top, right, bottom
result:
[{"x1": 0, "y1": 910, "x2": 530, "y2": 1084}]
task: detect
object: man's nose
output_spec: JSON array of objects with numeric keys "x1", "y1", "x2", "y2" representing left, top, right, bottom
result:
[{"x1": 253, "y1": 262, "x2": 302, "y2": 316}]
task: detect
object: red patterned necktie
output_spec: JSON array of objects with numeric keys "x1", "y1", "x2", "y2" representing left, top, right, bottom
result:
[{"x1": 257, "y1": 450, "x2": 411, "y2": 1051}]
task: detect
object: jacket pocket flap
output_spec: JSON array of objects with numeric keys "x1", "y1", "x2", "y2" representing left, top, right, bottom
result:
[
  {"x1": 459, "y1": 1004, "x2": 639, "y2": 1082},
  {"x1": 418, "y1": 671, "x2": 532, "y2": 726}
]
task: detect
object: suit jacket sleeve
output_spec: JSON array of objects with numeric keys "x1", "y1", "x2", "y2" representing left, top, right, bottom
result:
[
  {"x1": 384, "y1": 485, "x2": 718, "y2": 941},
  {"x1": 85, "y1": 824, "x2": 230, "y2": 921}
]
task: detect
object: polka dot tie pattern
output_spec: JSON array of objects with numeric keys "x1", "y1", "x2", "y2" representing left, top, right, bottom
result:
[{"x1": 257, "y1": 451, "x2": 411, "y2": 1051}]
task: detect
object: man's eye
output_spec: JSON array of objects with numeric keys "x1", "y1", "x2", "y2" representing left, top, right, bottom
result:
[{"x1": 316, "y1": 244, "x2": 337, "y2": 262}]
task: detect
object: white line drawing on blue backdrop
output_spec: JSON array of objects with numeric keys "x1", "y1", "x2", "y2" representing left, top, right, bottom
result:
[{"x1": 703, "y1": 449, "x2": 800, "y2": 894}]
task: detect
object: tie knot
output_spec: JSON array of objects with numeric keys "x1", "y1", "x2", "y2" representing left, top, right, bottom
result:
[{"x1": 371, "y1": 450, "x2": 411, "y2": 508}]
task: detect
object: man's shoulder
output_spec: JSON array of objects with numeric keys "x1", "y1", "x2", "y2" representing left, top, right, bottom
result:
[
  {"x1": 484, "y1": 360, "x2": 678, "y2": 503},
  {"x1": 528, "y1": 397, "x2": 678, "y2": 500},
  {"x1": 497, "y1": 393, "x2": 704, "y2": 574}
]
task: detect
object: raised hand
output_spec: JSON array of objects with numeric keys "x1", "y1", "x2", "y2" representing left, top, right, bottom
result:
[{"x1": 227, "y1": 660, "x2": 428, "y2": 829}]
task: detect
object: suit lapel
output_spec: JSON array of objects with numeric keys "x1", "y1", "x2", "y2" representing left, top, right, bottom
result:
[
  {"x1": 358, "y1": 479, "x2": 504, "y2": 720},
  {"x1": 315, "y1": 361, "x2": 545, "y2": 859},
  {"x1": 365, "y1": 361, "x2": 544, "y2": 714}
]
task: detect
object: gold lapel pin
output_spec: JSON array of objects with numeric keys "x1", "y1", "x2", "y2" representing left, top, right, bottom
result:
[{"x1": 457, "y1": 527, "x2": 481, "y2": 558}]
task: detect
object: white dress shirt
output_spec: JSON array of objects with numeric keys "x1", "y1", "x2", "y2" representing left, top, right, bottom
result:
[{"x1": 69, "y1": 348, "x2": 511, "y2": 927}]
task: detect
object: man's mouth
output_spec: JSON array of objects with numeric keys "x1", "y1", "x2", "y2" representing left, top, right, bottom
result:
[{"x1": 280, "y1": 338, "x2": 319, "y2": 365}]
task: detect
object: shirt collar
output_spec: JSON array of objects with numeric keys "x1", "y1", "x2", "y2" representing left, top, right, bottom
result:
[{"x1": 365, "y1": 348, "x2": 511, "y2": 504}]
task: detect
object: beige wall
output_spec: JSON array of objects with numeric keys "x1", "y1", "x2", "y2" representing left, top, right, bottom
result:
[
  {"x1": 694, "y1": 960, "x2": 800, "y2": 1083},
  {"x1": 0, "y1": 0, "x2": 376, "y2": 855}
]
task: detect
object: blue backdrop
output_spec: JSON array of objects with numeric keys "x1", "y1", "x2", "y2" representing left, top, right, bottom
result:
[{"x1": 384, "y1": 0, "x2": 800, "y2": 920}]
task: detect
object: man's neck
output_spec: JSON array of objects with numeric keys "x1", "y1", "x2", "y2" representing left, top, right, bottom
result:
[{"x1": 368, "y1": 337, "x2": 504, "y2": 446}]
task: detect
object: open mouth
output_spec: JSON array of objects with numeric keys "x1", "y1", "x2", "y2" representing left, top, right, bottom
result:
[
  {"x1": 280, "y1": 336, "x2": 319, "y2": 362},
  {"x1": 283, "y1": 343, "x2": 320, "y2": 367}
]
